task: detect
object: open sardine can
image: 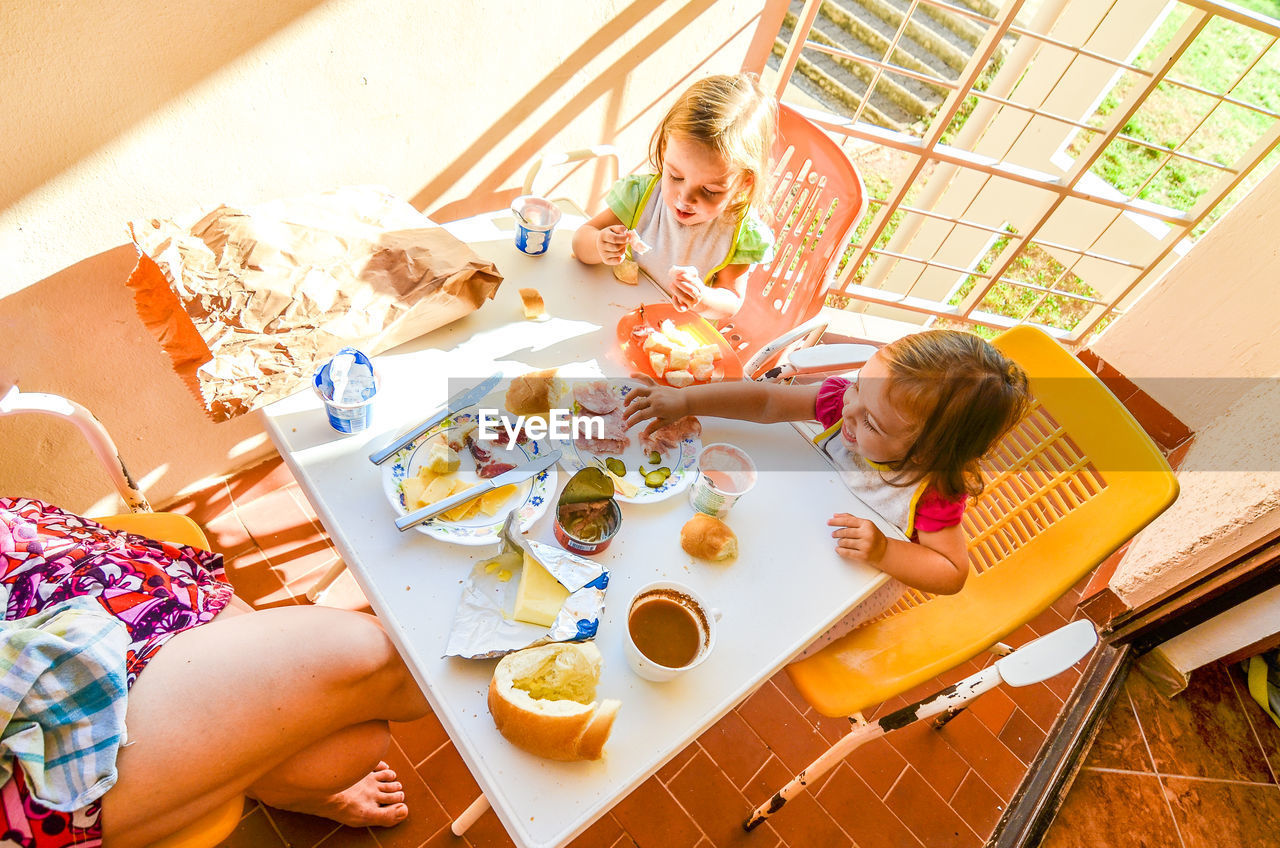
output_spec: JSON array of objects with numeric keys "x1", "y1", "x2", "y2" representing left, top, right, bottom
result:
[
  {"x1": 553, "y1": 468, "x2": 622, "y2": 555},
  {"x1": 554, "y1": 497, "x2": 621, "y2": 555}
]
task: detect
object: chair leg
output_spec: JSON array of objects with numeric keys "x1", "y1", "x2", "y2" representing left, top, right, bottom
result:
[
  {"x1": 931, "y1": 705, "x2": 966, "y2": 729},
  {"x1": 305, "y1": 559, "x2": 349, "y2": 603},
  {"x1": 744, "y1": 665, "x2": 1004, "y2": 831},
  {"x1": 452, "y1": 794, "x2": 490, "y2": 836},
  {"x1": 744, "y1": 720, "x2": 882, "y2": 831}
]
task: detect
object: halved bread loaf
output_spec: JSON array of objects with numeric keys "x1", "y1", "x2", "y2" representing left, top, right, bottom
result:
[{"x1": 488, "y1": 642, "x2": 620, "y2": 761}]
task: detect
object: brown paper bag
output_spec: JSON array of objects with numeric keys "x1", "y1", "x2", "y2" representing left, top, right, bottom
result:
[{"x1": 128, "y1": 187, "x2": 503, "y2": 421}]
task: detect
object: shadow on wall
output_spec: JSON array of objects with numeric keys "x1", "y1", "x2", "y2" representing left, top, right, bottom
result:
[
  {"x1": 421, "y1": 0, "x2": 756, "y2": 222},
  {"x1": 2, "y1": 0, "x2": 327, "y2": 214},
  {"x1": 0, "y1": 244, "x2": 269, "y2": 514}
]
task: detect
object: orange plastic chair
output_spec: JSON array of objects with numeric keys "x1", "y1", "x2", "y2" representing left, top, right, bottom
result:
[
  {"x1": 0, "y1": 386, "x2": 245, "y2": 847},
  {"x1": 786, "y1": 326, "x2": 1179, "y2": 719},
  {"x1": 716, "y1": 102, "x2": 868, "y2": 362}
]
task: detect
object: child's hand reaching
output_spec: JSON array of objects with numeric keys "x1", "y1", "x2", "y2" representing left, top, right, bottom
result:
[
  {"x1": 828, "y1": 514, "x2": 888, "y2": 564},
  {"x1": 622, "y1": 374, "x2": 688, "y2": 431},
  {"x1": 596, "y1": 225, "x2": 630, "y2": 266},
  {"x1": 668, "y1": 265, "x2": 704, "y2": 311}
]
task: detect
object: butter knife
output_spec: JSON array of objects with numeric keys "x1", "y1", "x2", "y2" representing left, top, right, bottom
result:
[
  {"x1": 368, "y1": 372, "x2": 503, "y2": 465},
  {"x1": 395, "y1": 449, "x2": 561, "y2": 532}
]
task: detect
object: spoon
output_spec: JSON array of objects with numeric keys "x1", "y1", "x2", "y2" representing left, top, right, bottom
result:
[{"x1": 329, "y1": 352, "x2": 355, "y2": 403}]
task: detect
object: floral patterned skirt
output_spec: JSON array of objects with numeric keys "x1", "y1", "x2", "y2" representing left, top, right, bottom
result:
[{"x1": 0, "y1": 498, "x2": 234, "y2": 848}]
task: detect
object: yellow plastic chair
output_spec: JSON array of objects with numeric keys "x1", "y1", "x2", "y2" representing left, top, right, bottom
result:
[
  {"x1": 745, "y1": 325, "x2": 1180, "y2": 828},
  {"x1": 0, "y1": 386, "x2": 245, "y2": 847},
  {"x1": 786, "y1": 325, "x2": 1179, "y2": 719}
]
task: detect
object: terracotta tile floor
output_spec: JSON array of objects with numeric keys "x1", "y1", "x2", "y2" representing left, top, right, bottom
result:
[
  {"x1": 1042, "y1": 659, "x2": 1280, "y2": 848},
  {"x1": 169, "y1": 456, "x2": 1275, "y2": 848}
]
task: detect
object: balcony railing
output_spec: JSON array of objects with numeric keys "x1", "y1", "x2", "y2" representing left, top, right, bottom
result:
[{"x1": 768, "y1": 0, "x2": 1280, "y2": 344}]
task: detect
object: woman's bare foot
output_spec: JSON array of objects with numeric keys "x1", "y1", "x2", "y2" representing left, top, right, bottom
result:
[{"x1": 269, "y1": 762, "x2": 408, "y2": 827}]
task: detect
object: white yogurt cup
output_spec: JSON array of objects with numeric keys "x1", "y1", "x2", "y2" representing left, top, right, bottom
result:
[{"x1": 688, "y1": 443, "x2": 757, "y2": 518}]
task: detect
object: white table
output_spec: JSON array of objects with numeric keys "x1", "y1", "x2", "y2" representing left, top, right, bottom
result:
[{"x1": 260, "y1": 209, "x2": 898, "y2": 848}]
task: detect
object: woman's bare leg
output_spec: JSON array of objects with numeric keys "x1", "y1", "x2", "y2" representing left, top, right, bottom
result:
[
  {"x1": 98, "y1": 605, "x2": 429, "y2": 847},
  {"x1": 246, "y1": 721, "x2": 408, "y2": 825}
]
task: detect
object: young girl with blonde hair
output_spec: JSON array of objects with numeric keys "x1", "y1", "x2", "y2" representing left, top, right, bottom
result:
[
  {"x1": 624, "y1": 329, "x2": 1031, "y2": 649},
  {"x1": 573, "y1": 72, "x2": 777, "y2": 320}
]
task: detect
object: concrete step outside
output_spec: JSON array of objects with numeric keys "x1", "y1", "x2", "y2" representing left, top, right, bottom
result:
[
  {"x1": 810, "y1": 1, "x2": 954, "y2": 105},
  {"x1": 783, "y1": 11, "x2": 940, "y2": 122},
  {"x1": 772, "y1": 31, "x2": 907, "y2": 130},
  {"x1": 824, "y1": 0, "x2": 974, "y2": 74}
]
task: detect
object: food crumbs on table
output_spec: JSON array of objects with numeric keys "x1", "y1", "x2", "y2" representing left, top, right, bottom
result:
[{"x1": 519, "y1": 287, "x2": 547, "y2": 320}]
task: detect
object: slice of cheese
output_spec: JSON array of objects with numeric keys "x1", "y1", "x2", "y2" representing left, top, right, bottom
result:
[
  {"x1": 660, "y1": 319, "x2": 699, "y2": 349},
  {"x1": 401, "y1": 476, "x2": 429, "y2": 509},
  {"x1": 420, "y1": 474, "x2": 458, "y2": 506},
  {"x1": 478, "y1": 483, "x2": 517, "y2": 516},
  {"x1": 600, "y1": 465, "x2": 639, "y2": 498},
  {"x1": 426, "y1": 441, "x2": 460, "y2": 474},
  {"x1": 513, "y1": 551, "x2": 569, "y2": 628},
  {"x1": 441, "y1": 483, "x2": 481, "y2": 521}
]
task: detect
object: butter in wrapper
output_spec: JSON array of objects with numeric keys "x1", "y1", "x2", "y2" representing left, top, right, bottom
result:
[{"x1": 444, "y1": 511, "x2": 608, "y2": 659}]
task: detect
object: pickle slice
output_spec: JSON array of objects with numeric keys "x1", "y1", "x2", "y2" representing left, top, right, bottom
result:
[
  {"x1": 604, "y1": 457, "x2": 626, "y2": 477},
  {"x1": 656, "y1": 466, "x2": 672, "y2": 479},
  {"x1": 648, "y1": 450, "x2": 661, "y2": 465},
  {"x1": 643, "y1": 470, "x2": 667, "y2": 488}
]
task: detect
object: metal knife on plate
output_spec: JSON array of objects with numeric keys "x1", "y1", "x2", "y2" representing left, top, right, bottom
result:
[
  {"x1": 368, "y1": 372, "x2": 503, "y2": 465},
  {"x1": 394, "y1": 449, "x2": 561, "y2": 532}
]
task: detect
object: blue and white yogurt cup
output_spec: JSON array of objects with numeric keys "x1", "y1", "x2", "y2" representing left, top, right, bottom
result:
[
  {"x1": 511, "y1": 196, "x2": 562, "y2": 256},
  {"x1": 313, "y1": 348, "x2": 378, "y2": 434}
]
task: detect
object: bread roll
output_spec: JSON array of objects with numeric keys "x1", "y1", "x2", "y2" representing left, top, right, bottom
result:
[
  {"x1": 613, "y1": 259, "x2": 639, "y2": 285},
  {"x1": 680, "y1": 513, "x2": 738, "y2": 562},
  {"x1": 504, "y1": 368, "x2": 557, "y2": 416},
  {"x1": 488, "y1": 642, "x2": 620, "y2": 761}
]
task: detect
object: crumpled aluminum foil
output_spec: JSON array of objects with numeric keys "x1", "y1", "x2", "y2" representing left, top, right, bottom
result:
[{"x1": 444, "y1": 511, "x2": 609, "y2": 659}]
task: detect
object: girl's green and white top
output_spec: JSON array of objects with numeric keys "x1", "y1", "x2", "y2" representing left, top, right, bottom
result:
[{"x1": 606, "y1": 174, "x2": 775, "y2": 286}]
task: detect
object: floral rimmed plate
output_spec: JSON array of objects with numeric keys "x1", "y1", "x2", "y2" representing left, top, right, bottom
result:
[
  {"x1": 381, "y1": 412, "x2": 556, "y2": 545},
  {"x1": 552, "y1": 382, "x2": 700, "y2": 504}
]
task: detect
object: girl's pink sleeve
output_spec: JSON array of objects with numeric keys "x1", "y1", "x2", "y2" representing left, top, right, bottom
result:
[
  {"x1": 815, "y1": 377, "x2": 850, "y2": 429},
  {"x1": 914, "y1": 489, "x2": 968, "y2": 534}
]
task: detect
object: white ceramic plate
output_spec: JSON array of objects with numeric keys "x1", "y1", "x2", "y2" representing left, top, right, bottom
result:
[
  {"x1": 382, "y1": 412, "x2": 556, "y2": 545},
  {"x1": 552, "y1": 382, "x2": 700, "y2": 504}
]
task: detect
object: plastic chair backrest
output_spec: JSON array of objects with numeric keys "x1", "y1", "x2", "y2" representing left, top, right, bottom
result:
[
  {"x1": 786, "y1": 326, "x2": 1179, "y2": 717},
  {"x1": 717, "y1": 103, "x2": 867, "y2": 360},
  {"x1": 1, "y1": 387, "x2": 244, "y2": 845}
]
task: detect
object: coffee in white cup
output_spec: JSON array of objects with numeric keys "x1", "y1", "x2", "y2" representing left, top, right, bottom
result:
[{"x1": 624, "y1": 581, "x2": 720, "y2": 682}]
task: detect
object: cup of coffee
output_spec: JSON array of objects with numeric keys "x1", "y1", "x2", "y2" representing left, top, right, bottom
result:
[
  {"x1": 624, "y1": 581, "x2": 720, "y2": 682},
  {"x1": 689, "y1": 443, "x2": 757, "y2": 518}
]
